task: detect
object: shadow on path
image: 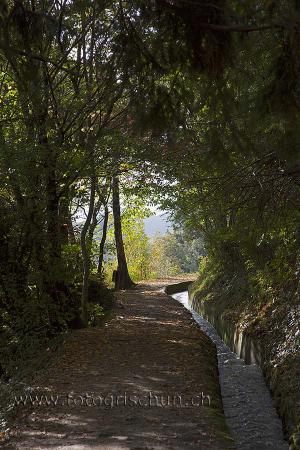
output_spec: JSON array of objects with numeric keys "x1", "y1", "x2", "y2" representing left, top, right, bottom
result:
[{"x1": 6, "y1": 280, "x2": 234, "y2": 450}]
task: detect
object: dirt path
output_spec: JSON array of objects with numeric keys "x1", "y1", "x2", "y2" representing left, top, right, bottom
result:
[{"x1": 6, "y1": 281, "x2": 234, "y2": 450}]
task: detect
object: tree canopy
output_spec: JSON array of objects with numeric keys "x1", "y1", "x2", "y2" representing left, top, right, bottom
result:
[{"x1": 0, "y1": 1, "x2": 299, "y2": 396}]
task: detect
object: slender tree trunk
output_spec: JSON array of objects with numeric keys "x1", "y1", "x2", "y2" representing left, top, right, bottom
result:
[
  {"x1": 59, "y1": 193, "x2": 74, "y2": 245},
  {"x1": 112, "y1": 175, "x2": 134, "y2": 290},
  {"x1": 46, "y1": 158, "x2": 60, "y2": 259},
  {"x1": 88, "y1": 193, "x2": 101, "y2": 249},
  {"x1": 80, "y1": 173, "x2": 96, "y2": 326},
  {"x1": 66, "y1": 213, "x2": 76, "y2": 244},
  {"x1": 97, "y1": 205, "x2": 109, "y2": 275}
]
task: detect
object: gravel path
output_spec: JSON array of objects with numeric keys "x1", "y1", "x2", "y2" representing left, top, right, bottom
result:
[{"x1": 172, "y1": 291, "x2": 289, "y2": 450}]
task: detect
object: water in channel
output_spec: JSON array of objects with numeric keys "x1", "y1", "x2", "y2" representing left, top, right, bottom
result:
[{"x1": 172, "y1": 291, "x2": 289, "y2": 450}]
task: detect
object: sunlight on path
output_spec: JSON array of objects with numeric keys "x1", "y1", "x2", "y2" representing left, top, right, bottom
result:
[{"x1": 6, "y1": 282, "x2": 233, "y2": 450}]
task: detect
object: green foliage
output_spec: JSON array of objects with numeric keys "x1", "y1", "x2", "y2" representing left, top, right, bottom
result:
[
  {"x1": 88, "y1": 304, "x2": 105, "y2": 327},
  {"x1": 87, "y1": 275, "x2": 114, "y2": 312},
  {"x1": 149, "y1": 235, "x2": 181, "y2": 279},
  {"x1": 0, "y1": 4, "x2": 299, "y2": 443},
  {"x1": 162, "y1": 228, "x2": 205, "y2": 273}
]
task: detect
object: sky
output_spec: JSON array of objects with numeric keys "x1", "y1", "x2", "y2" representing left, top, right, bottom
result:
[{"x1": 143, "y1": 214, "x2": 172, "y2": 237}]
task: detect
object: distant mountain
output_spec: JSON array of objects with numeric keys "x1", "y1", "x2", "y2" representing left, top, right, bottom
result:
[{"x1": 144, "y1": 214, "x2": 172, "y2": 237}]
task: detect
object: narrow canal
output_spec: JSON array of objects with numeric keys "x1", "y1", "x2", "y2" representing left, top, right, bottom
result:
[{"x1": 172, "y1": 291, "x2": 289, "y2": 450}]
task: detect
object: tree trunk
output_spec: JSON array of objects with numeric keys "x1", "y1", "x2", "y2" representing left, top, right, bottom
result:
[
  {"x1": 97, "y1": 205, "x2": 109, "y2": 275},
  {"x1": 59, "y1": 193, "x2": 75, "y2": 245},
  {"x1": 46, "y1": 168, "x2": 60, "y2": 259},
  {"x1": 80, "y1": 173, "x2": 96, "y2": 326},
  {"x1": 88, "y1": 192, "x2": 101, "y2": 249},
  {"x1": 112, "y1": 175, "x2": 134, "y2": 290}
]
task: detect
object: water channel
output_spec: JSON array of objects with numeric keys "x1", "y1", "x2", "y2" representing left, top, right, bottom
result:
[{"x1": 172, "y1": 291, "x2": 289, "y2": 450}]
